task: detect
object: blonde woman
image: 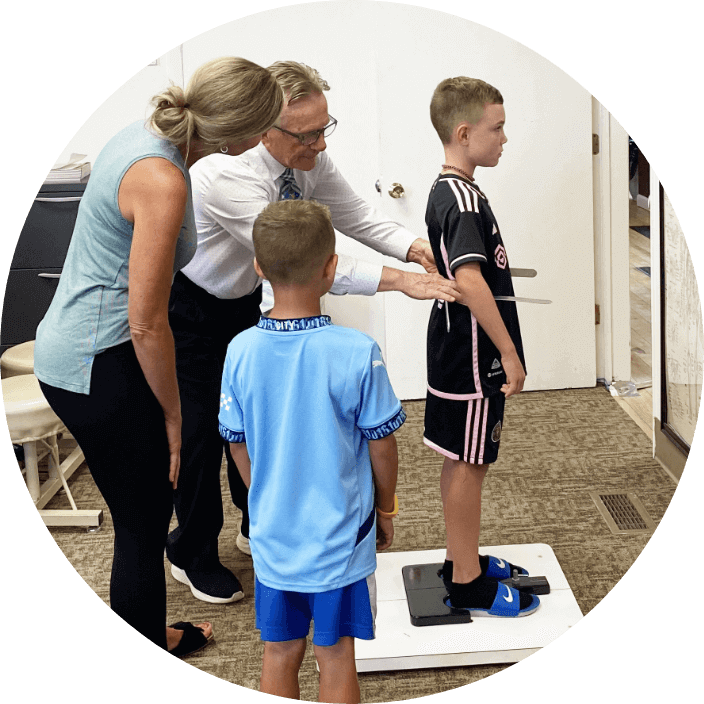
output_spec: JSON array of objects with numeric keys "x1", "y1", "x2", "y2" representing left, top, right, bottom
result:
[{"x1": 34, "y1": 57, "x2": 282, "y2": 657}]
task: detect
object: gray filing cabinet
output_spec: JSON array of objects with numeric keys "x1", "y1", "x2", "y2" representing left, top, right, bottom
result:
[{"x1": 1, "y1": 180, "x2": 88, "y2": 357}]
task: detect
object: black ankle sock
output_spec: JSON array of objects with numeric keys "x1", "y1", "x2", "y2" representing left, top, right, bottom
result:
[
  {"x1": 448, "y1": 574, "x2": 498, "y2": 610},
  {"x1": 441, "y1": 557, "x2": 524, "y2": 583},
  {"x1": 438, "y1": 560, "x2": 453, "y2": 588},
  {"x1": 448, "y1": 574, "x2": 534, "y2": 611}
]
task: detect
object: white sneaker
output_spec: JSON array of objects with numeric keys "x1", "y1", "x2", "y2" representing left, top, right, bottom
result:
[{"x1": 236, "y1": 531, "x2": 251, "y2": 556}]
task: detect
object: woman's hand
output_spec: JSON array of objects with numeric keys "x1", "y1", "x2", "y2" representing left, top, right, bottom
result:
[{"x1": 164, "y1": 412, "x2": 182, "y2": 489}]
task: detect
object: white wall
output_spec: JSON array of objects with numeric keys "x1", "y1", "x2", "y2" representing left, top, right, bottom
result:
[
  {"x1": 55, "y1": 48, "x2": 183, "y2": 165},
  {"x1": 32, "y1": 2, "x2": 599, "y2": 397},
  {"x1": 367, "y1": 2, "x2": 596, "y2": 395}
]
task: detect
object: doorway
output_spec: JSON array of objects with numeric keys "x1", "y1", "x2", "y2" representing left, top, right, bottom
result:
[{"x1": 625, "y1": 139, "x2": 653, "y2": 435}]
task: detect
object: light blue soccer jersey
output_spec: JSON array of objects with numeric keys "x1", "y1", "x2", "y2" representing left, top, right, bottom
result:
[{"x1": 219, "y1": 315, "x2": 405, "y2": 592}]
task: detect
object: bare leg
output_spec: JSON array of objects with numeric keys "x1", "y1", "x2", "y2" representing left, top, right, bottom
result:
[
  {"x1": 260, "y1": 639, "x2": 307, "y2": 700},
  {"x1": 314, "y1": 636, "x2": 360, "y2": 704},
  {"x1": 440, "y1": 457, "x2": 488, "y2": 583}
]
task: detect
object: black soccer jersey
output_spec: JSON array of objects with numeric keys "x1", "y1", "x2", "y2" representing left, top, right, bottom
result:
[{"x1": 425, "y1": 173, "x2": 525, "y2": 398}]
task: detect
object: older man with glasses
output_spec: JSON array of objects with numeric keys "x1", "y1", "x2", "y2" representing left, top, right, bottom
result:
[{"x1": 165, "y1": 60, "x2": 457, "y2": 605}]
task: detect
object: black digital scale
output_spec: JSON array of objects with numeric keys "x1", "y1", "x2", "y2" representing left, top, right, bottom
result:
[{"x1": 402, "y1": 562, "x2": 550, "y2": 626}]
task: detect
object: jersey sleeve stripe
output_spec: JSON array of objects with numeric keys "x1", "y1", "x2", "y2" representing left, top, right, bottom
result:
[
  {"x1": 219, "y1": 423, "x2": 245, "y2": 443},
  {"x1": 448, "y1": 178, "x2": 474, "y2": 213},
  {"x1": 451, "y1": 253, "x2": 487, "y2": 269},
  {"x1": 448, "y1": 178, "x2": 483, "y2": 213},
  {"x1": 359, "y1": 407, "x2": 407, "y2": 440},
  {"x1": 460, "y1": 182, "x2": 479, "y2": 213}
]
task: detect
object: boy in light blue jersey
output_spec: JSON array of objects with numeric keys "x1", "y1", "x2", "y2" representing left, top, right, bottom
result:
[{"x1": 218, "y1": 199, "x2": 404, "y2": 703}]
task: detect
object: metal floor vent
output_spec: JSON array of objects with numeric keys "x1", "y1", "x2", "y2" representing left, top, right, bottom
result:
[{"x1": 589, "y1": 492, "x2": 657, "y2": 535}]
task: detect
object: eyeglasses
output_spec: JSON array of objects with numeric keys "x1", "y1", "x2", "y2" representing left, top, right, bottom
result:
[{"x1": 273, "y1": 116, "x2": 337, "y2": 146}]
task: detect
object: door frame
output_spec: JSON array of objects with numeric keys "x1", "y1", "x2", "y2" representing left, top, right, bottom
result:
[{"x1": 593, "y1": 98, "x2": 631, "y2": 385}]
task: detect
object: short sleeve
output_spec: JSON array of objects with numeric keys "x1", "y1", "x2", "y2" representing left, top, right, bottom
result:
[
  {"x1": 441, "y1": 180, "x2": 488, "y2": 275},
  {"x1": 218, "y1": 354, "x2": 245, "y2": 443},
  {"x1": 356, "y1": 342, "x2": 406, "y2": 440}
]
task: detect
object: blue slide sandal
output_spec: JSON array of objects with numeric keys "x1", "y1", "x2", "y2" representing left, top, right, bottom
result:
[
  {"x1": 445, "y1": 582, "x2": 540, "y2": 618},
  {"x1": 483, "y1": 554, "x2": 529, "y2": 580}
]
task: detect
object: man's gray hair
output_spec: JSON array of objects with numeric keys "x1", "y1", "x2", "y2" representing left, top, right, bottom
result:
[{"x1": 268, "y1": 61, "x2": 330, "y2": 104}]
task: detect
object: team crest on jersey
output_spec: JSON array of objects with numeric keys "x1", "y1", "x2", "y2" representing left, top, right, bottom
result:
[
  {"x1": 495, "y1": 244, "x2": 507, "y2": 270},
  {"x1": 491, "y1": 421, "x2": 502, "y2": 443}
]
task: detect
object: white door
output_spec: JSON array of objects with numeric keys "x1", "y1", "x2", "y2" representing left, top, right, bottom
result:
[
  {"x1": 180, "y1": 2, "x2": 597, "y2": 398},
  {"x1": 367, "y1": 3, "x2": 597, "y2": 398}
]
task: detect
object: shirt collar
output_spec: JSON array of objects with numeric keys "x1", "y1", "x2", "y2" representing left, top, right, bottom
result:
[
  {"x1": 256, "y1": 141, "x2": 290, "y2": 182},
  {"x1": 257, "y1": 315, "x2": 332, "y2": 332}
]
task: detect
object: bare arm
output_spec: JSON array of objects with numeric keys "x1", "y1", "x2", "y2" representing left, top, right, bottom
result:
[
  {"x1": 120, "y1": 157, "x2": 187, "y2": 489},
  {"x1": 229, "y1": 442, "x2": 252, "y2": 489},
  {"x1": 455, "y1": 262, "x2": 525, "y2": 397},
  {"x1": 368, "y1": 433, "x2": 399, "y2": 550},
  {"x1": 232, "y1": 435, "x2": 396, "y2": 547}
]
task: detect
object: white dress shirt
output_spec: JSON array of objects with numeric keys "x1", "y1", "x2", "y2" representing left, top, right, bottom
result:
[{"x1": 181, "y1": 141, "x2": 417, "y2": 299}]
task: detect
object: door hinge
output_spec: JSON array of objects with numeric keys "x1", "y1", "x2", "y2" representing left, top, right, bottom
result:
[
  {"x1": 595, "y1": 303, "x2": 601, "y2": 325},
  {"x1": 592, "y1": 134, "x2": 600, "y2": 155}
]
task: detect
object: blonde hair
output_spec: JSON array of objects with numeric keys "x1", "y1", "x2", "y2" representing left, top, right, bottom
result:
[
  {"x1": 267, "y1": 61, "x2": 330, "y2": 104},
  {"x1": 430, "y1": 77, "x2": 503, "y2": 144},
  {"x1": 253, "y1": 200, "x2": 335, "y2": 285},
  {"x1": 150, "y1": 57, "x2": 283, "y2": 159}
]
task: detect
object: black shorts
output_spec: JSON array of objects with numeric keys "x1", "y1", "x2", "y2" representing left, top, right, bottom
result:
[{"x1": 423, "y1": 392, "x2": 505, "y2": 465}]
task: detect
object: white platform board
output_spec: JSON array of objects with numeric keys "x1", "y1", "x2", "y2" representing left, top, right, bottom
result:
[{"x1": 355, "y1": 544, "x2": 583, "y2": 672}]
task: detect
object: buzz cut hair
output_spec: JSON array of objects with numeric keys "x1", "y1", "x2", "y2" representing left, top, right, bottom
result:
[
  {"x1": 430, "y1": 77, "x2": 503, "y2": 144},
  {"x1": 253, "y1": 199, "x2": 335, "y2": 285}
]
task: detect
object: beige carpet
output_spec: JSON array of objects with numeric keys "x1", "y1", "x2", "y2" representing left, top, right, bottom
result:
[{"x1": 44, "y1": 386, "x2": 677, "y2": 701}]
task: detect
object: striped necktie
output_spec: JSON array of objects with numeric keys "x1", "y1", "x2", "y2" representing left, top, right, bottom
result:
[{"x1": 279, "y1": 168, "x2": 303, "y2": 200}]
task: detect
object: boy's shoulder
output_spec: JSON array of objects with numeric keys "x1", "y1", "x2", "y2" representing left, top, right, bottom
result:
[
  {"x1": 430, "y1": 174, "x2": 489, "y2": 206},
  {"x1": 313, "y1": 325, "x2": 383, "y2": 371},
  {"x1": 233, "y1": 323, "x2": 261, "y2": 341},
  {"x1": 325, "y1": 324, "x2": 379, "y2": 354},
  {"x1": 225, "y1": 323, "x2": 261, "y2": 355}
]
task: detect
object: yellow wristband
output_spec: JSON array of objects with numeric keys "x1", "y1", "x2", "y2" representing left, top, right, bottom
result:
[{"x1": 376, "y1": 494, "x2": 399, "y2": 518}]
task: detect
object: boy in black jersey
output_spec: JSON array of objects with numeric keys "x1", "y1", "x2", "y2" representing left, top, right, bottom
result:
[{"x1": 423, "y1": 77, "x2": 539, "y2": 617}]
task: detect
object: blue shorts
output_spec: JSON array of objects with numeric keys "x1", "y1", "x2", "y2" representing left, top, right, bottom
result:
[{"x1": 255, "y1": 574, "x2": 377, "y2": 647}]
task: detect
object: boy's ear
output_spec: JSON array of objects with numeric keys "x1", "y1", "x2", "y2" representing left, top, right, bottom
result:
[
  {"x1": 253, "y1": 257, "x2": 267, "y2": 280},
  {"x1": 456, "y1": 121, "x2": 472, "y2": 145},
  {"x1": 324, "y1": 252, "x2": 338, "y2": 280}
]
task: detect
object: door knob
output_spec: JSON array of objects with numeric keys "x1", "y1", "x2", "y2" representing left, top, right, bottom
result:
[{"x1": 388, "y1": 183, "x2": 405, "y2": 198}]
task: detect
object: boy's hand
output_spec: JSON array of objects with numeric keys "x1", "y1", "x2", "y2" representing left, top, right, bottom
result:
[
  {"x1": 376, "y1": 515, "x2": 394, "y2": 550},
  {"x1": 500, "y1": 351, "x2": 526, "y2": 397}
]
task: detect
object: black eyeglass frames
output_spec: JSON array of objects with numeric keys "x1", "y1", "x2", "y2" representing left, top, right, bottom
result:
[{"x1": 273, "y1": 116, "x2": 337, "y2": 146}]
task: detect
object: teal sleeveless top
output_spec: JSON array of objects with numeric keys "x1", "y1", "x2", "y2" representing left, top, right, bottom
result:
[{"x1": 34, "y1": 120, "x2": 197, "y2": 394}]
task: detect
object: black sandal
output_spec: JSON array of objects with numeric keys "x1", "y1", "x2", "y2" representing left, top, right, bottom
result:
[{"x1": 168, "y1": 621, "x2": 214, "y2": 658}]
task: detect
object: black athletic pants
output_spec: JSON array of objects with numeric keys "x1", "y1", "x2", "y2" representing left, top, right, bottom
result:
[
  {"x1": 165, "y1": 271, "x2": 260, "y2": 571},
  {"x1": 39, "y1": 341, "x2": 173, "y2": 649}
]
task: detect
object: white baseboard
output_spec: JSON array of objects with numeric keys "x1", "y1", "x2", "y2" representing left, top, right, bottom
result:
[{"x1": 637, "y1": 194, "x2": 650, "y2": 210}]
